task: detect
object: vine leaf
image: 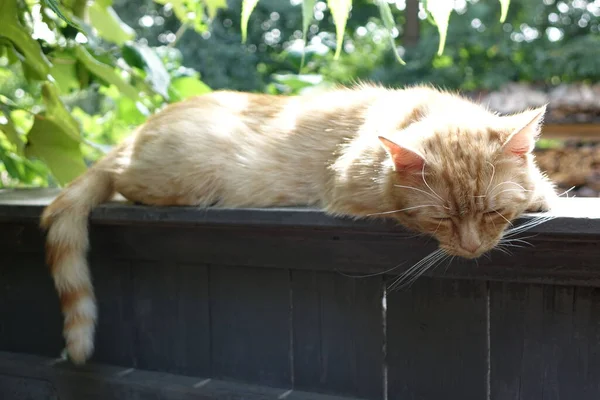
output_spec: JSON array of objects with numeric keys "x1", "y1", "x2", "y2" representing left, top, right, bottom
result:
[
  {"x1": 499, "y1": 0, "x2": 511, "y2": 23},
  {"x1": 377, "y1": 0, "x2": 405, "y2": 65},
  {"x1": 205, "y1": 0, "x2": 227, "y2": 19},
  {"x1": 88, "y1": 0, "x2": 135, "y2": 45},
  {"x1": 241, "y1": 0, "x2": 260, "y2": 43},
  {"x1": 43, "y1": 0, "x2": 81, "y2": 29},
  {"x1": 123, "y1": 43, "x2": 171, "y2": 99},
  {"x1": 327, "y1": 0, "x2": 351, "y2": 59},
  {"x1": 0, "y1": 0, "x2": 51, "y2": 79},
  {"x1": 74, "y1": 46, "x2": 140, "y2": 100},
  {"x1": 25, "y1": 83, "x2": 86, "y2": 185},
  {"x1": 424, "y1": 0, "x2": 454, "y2": 55},
  {"x1": 300, "y1": 0, "x2": 317, "y2": 69},
  {"x1": 168, "y1": 76, "x2": 211, "y2": 101}
]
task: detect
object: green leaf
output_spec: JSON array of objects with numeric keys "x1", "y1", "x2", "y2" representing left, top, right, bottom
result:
[
  {"x1": 300, "y1": 0, "x2": 316, "y2": 70},
  {"x1": 241, "y1": 0, "x2": 260, "y2": 43},
  {"x1": 205, "y1": 0, "x2": 227, "y2": 19},
  {"x1": 376, "y1": 0, "x2": 405, "y2": 65},
  {"x1": 154, "y1": 0, "x2": 208, "y2": 32},
  {"x1": 25, "y1": 117, "x2": 86, "y2": 185},
  {"x1": 123, "y1": 43, "x2": 170, "y2": 99},
  {"x1": 40, "y1": 82, "x2": 81, "y2": 142},
  {"x1": 0, "y1": 113, "x2": 25, "y2": 154},
  {"x1": 272, "y1": 73, "x2": 323, "y2": 91},
  {"x1": 43, "y1": 0, "x2": 81, "y2": 29},
  {"x1": 49, "y1": 53, "x2": 80, "y2": 94},
  {"x1": 0, "y1": 0, "x2": 51, "y2": 79},
  {"x1": 87, "y1": 2, "x2": 135, "y2": 45},
  {"x1": 327, "y1": 0, "x2": 351, "y2": 59},
  {"x1": 168, "y1": 76, "x2": 211, "y2": 101},
  {"x1": 0, "y1": 149, "x2": 22, "y2": 180},
  {"x1": 24, "y1": 83, "x2": 86, "y2": 185},
  {"x1": 424, "y1": 0, "x2": 454, "y2": 55},
  {"x1": 499, "y1": 0, "x2": 510, "y2": 23},
  {"x1": 74, "y1": 46, "x2": 139, "y2": 100}
]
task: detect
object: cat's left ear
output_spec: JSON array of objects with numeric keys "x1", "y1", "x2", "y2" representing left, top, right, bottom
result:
[
  {"x1": 378, "y1": 136, "x2": 425, "y2": 172},
  {"x1": 502, "y1": 105, "x2": 547, "y2": 157}
]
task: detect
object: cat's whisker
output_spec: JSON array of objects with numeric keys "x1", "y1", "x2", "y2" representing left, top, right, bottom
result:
[
  {"x1": 443, "y1": 255, "x2": 456, "y2": 275},
  {"x1": 388, "y1": 252, "x2": 438, "y2": 290},
  {"x1": 432, "y1": 219, "x2": 444, "y2": 236},
  {"x1": 335, "y1": 262, "x2": 406, "y2": 279},
  {"x1": 493, "y1": 188, "x2": 532, "y2": 197},
  {"x1": 421, "y1": 163, "x2": 445, "y2": 203},
  {"x1": 494, "y1": 210, "x2": 513, "y2": 226},
  {"x1": 503, "y1": 233, "x2": 538, "y2": 242},
  {"x1": 503, "y1": 215, "x2": 555, "y2": 238},
  {"x1": 487, "y1": 180, "x2": 530, "y2": 197},
  {"x1": 403, "y1": 253, "x2": 448, "y2": 288},
  {"x1": 494, "y1": 245, "x2": 512, "y2": 256},
  {"x1": 500, "y1": 238, "x2": 534, "y2": 247},
  {"x1": 484, "y1": 161, "x2": 496, "y2": 195},
  {"x1": 366, "y1": 204, "x2": 443, "y2": 217},
  {"x1": 394, "y1": 185, "x2": 450, "y2": 208},
  {"x1": 387, "y1": 253, "x2": 433, "y2": 291},
  {"x1": 558, "y1": 186, "x2": 576, "y2": 198},
  {"x1": 388, "y1": 249, "x2": 446, "y2": 290}
]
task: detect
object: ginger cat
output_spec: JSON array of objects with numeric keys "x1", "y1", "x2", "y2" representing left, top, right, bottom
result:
[{"x1": 41, "y1": 84, "x2": 556, "y2": 364}]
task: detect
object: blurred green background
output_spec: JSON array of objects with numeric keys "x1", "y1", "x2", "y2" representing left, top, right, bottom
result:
[{"x1": 0, "y1": 0, "x2": 599, "y2": 188}]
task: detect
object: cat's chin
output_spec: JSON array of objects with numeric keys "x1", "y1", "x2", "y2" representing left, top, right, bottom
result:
[{"x1": 439, "y1": 245, "x2": 488, "y2": 260}]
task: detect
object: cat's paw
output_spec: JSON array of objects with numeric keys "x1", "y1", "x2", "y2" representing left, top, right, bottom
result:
[
  {"x1": 526, "y1": 197, "x2": 551, "y2": 213},
  {"x1": 526, "y1": 182, "x2": 558, "y2": 213}
]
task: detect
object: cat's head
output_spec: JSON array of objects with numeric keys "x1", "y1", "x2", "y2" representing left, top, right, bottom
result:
[{"x1": 380, "y1": 105, "x2": 552, "y2": 259}]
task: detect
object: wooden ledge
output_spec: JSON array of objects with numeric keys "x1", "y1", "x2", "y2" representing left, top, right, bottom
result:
[{"x1": 0, "y1": 188, "x2": 599, "y2": 235}]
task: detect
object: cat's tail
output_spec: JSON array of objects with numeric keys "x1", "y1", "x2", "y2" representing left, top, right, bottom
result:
[{"x1": 40, "y1": 155, "x2": 117, "y2": 364}]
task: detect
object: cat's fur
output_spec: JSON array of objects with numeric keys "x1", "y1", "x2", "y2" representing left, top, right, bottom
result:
[{"x1": 41, "y1": 84, "x2": 557, "y2": 364}]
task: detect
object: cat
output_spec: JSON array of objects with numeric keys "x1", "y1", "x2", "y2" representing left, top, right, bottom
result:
[{"x1": 40, "y1": 84, "x2": 557, "y2": 364}]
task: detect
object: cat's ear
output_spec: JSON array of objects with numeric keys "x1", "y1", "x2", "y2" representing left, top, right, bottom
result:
[
  {"x1": 378, "y1": 136, "x2": 425, "y2": 171},
  {"x1": 502, "y1": 105, "x2": 547, "y2": 157}
]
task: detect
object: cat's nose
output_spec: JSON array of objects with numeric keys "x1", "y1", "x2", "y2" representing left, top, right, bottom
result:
[
  {"x1": 459, "y1": 236, "x2": 482, "y2": 254},
  {"x1": 458, "y1": 221, "x2": 482, "y2": 254}
]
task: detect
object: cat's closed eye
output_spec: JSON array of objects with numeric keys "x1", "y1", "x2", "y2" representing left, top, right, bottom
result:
[{"x1": 484, "y1": 209, "x2": 506, "y2": 216}]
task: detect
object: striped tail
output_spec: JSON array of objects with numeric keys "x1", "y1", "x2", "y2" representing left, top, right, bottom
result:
[{"x1": 41, "y1": 167, "x2": 114, "y2": 364}]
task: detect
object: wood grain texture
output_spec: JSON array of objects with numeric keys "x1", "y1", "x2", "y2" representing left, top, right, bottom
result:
[
  {"x1": 132, "y1": 261, "x2": 210, "y2": 376},
  {"x1": 386, "y1": 278, "x2": 488, "y2": 400},
  {"x1": 0, "y1": 253, "x2": 63, "y2": 358},
  {"x1": 209, "y1": 265, "x2": 292, "y2": 388},
  {"x1": 292, "y1": 271, "x2": 384, "y2": 399},
  {"x1": 89, "y1": 255, "x2": 135, "y2": 367},
  {"x1": 0, "y1": 351, "x2": 364, "y2": 400},
  {"x1": 490, "y1": 282, "x2": 600, "y2": 400}
]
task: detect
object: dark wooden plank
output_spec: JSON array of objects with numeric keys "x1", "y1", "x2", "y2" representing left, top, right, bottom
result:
[
  {"x1": 1, "y1": 188, "x2": 599, "y2": 236},
  {"x1": 5, "y1": 213, "x2": 600, "y2": 288},
  {"x1": 0, "y1": 222, "x2": 45, "y2": 254},
  {"x1": 86, "y1": 224, "x2": 600, "y2": 288},
  {"x1": 88, "y1": 254, "x2": 135, "y2": 367},
  {"x1": 209, "y1": 265, "x2": 291, "y2": 388},
  {"x1": 386, "y1": 278, "x2": 488, "y2": 400},
  {"x1": 0, "y1": 351, "x2": 363, "y2": 400},
  {"x1": 0, "y1": 374, "x2": 59, "y2": 400},
  {"x1": 0, "y1": 253, "x2": 63, "y2": 358},
  {"x1": 292, "y1": 271, "x2": 384, "y2": 399},
  {"x1": 490, "y1": 283, "x2": 600, "y2": 400},
  {"x1": 132, "y1": 261, "x2": 210, "y2": 377}
]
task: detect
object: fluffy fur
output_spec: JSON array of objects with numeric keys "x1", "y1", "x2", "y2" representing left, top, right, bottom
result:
[{"x1": 41, "y1": 84, "x2": 557, "y2": 364}]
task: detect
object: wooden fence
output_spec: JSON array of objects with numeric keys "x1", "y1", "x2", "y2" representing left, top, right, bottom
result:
[{"x1": 0, "y1": 188, "x2": 599, "y2": 400}]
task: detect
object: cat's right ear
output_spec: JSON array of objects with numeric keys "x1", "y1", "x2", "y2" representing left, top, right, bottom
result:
[{"x1": 378, "y1": 136, "x2": 425, "y2": 172}]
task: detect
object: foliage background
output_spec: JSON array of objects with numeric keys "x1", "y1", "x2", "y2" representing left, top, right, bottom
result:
[{"x1": 1, "y1": 0, "x2": 599, "y2": 188}]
